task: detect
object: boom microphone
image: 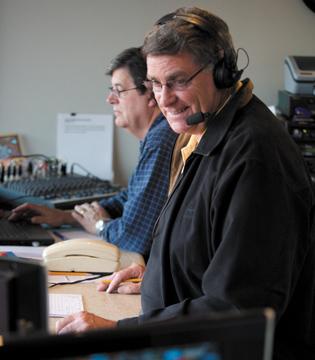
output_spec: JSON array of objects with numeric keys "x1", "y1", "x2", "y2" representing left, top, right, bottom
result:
[
  {"x1": 186, "y1": 79, "x2": 247, "y2": 126},
  {"x1": 186, "y1": 111, "x2": 215, "y2": 125},
  {"x1": 186, "y1": 77, "x2": 249, "y2": 126}
]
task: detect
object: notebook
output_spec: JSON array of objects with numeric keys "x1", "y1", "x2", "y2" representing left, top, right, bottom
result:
[
  {"x1": 0, "y1": 217, "x2": 54, "y2": 246},
  {"x1": 0, "y1": 308, "x2": 275, "y2": 360}
]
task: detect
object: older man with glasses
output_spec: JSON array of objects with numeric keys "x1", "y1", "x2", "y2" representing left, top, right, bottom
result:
[{"x1": 56, "y1": 8, "x2": 315, "y2": 360}]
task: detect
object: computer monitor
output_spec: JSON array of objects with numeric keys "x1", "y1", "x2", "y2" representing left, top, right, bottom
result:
[
  {"x1": 0, "y1": 308, "x2": 275, "y2": 360},
  {"x1": 0, "y1": 257, "x2": 48, "y2": 339}
]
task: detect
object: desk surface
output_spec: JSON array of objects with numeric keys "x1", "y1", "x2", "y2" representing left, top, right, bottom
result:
[
  {"x1": 0, "y1": 230, "x2": 142, "y2": 334},
  {"x1": 0, "y1": 245, "x2": 141, "y2": 334},
  {"x1": 49, "y1": 282, "x2": 141, "y2": 333}
]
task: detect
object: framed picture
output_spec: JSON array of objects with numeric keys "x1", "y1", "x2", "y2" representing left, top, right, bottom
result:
[{"x1": 0, "y1": 134, "x2": 22, "y2": 159}]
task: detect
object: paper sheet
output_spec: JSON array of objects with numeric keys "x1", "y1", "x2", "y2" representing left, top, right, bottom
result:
[
  {"x1": 0, "y1": 245, "x2": 45, "y2": 260},
  {"x1": 49, "y1": 293, "x2": 84, "y2": 317},
  {"x1": 57, "y1": 113, "x2": 114, "y2": 180}
]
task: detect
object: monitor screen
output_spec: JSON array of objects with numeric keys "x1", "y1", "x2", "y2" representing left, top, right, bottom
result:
[
  {"x1": 0, "y1": 308, "x2": 275, "y2": 360},
  {"x1": 0, "y1": 256, "x2": 48, "y2": 339}
]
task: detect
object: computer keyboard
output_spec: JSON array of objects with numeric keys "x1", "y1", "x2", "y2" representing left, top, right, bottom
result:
[{"x1": 0, "y1": 218, "x2": 54, "y2": 246}]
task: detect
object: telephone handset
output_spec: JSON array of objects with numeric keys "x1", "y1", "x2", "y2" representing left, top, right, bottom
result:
[{"x1": 42, "y1": 238, "x2": 144, "y2": 273}]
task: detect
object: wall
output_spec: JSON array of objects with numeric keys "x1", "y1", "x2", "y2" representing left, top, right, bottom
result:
[{"x1": 0, "y1": 0, "x2": 314, "y2": 185}]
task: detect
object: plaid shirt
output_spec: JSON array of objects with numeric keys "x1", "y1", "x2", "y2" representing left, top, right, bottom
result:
[{"x1": 99, "y1": 114, "x2": 177, "y2": 256}]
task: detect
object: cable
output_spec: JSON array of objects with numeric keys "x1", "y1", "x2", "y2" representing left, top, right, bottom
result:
[
  {"x1": 236, "y1": 47, "x2": 250, "y2": 72},
  {"x1": 48, "y1": 273, "x2": 107, "y2": 288},
  {"x1": 70, "y1": 162, "x2": 103, "y2": 180}
]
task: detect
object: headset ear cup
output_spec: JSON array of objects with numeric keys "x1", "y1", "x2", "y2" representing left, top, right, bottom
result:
[
  {"x1": 213, "y1": 58, "x2": 226, "y2": 89},
  {"x1": 213, "y1": 57, "x2": 242, "y2": 89}
]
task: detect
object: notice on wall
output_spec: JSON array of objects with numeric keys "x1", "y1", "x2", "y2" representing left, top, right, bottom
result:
[{"x1": 57, "y1": 113, "x2": 114, "y2": 180}]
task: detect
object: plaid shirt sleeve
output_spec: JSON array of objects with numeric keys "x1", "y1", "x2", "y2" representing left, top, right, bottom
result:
[
  {"x1": 98, "y1": 188, "x2": 127, "y2": 218},
  {"x1": 98, "y1": 115, "x2": 177, "y2": 256}
]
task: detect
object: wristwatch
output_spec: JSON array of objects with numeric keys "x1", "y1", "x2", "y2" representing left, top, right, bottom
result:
[{"x1": 95, "y1": 219, "x2": 109, "y2": 236}]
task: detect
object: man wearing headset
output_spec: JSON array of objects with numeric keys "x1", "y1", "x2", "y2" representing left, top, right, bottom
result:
[
  {"x1": 56, "y1": 7, "x2": 315, "y2": 359},
  {"x1": 9, "y1": 47, "x2": 177, "y2": 257}
]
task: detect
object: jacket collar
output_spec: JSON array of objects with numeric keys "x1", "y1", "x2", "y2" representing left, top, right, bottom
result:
[{"x1": 195, "y1": 78, "x2": 252, "y2": 157}]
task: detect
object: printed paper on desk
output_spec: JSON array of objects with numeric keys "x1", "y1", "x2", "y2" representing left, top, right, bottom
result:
[
  {"x1": 49, "y1": 293, "x2": 84, "y2": 317},
  {"x1": 57, "y1": 113, "x2": 114, "y2": 181}
]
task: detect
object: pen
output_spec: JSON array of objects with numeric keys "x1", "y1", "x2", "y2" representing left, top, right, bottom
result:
[{"x1": 102, "y1": 277, "x2": 142, "y2": 284}]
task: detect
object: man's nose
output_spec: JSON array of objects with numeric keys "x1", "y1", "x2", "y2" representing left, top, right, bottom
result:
[
  {"x1": 156, "y1": 86, "x2": 176, "y2": 108},
  {"x1": 107, "y1": 93, "x2": 118, "y2": 104}
]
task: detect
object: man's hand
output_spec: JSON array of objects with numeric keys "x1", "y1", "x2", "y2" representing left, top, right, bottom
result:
[
  {"x1": 72, "y1": 201, "x2": 111, "y2": 234},
  {"x1": 56, "y1": 311, "x2": 117, "y2": 334},
  {"x1": 97, "y1": 263, "x2": 145, "y2": 294},
  {"x1": 8, "y1": 203, "x2": 75, "y2": 227}
]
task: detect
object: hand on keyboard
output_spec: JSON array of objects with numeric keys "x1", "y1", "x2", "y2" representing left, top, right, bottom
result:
[
  {"x1": 8, "y1": 205, "x2": 40, "y2": 223},
  {"x1": 8, "y1": 203, "x2": 73, "y2": 227}
]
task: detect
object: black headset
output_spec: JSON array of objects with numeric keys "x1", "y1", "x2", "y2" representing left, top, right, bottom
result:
[{"x1": 155, "y1": 12, "x2": 243, "y2": 89}]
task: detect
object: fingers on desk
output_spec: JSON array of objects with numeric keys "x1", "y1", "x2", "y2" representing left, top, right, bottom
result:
[{"x1": 116, "y1": 283, "x2": 141, "y2": 295}]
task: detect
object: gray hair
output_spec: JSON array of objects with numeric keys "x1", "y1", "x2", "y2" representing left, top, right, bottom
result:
[{"x1": 142, "y1": 7, "x2": 237, "y2": 69}]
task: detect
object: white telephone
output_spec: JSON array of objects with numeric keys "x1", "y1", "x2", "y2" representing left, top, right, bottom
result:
[{"x1": 42, "y1": 238, "x2": 145, "y2": 273}]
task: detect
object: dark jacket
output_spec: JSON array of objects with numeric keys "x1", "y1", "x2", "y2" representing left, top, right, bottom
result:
[{"x1": 120, "y1": 81, "x2": 315, "y2": 360}]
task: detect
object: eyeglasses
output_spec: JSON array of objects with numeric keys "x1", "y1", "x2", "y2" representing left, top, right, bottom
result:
[
  {"x1": 108, "y1": 86, "x2": 140, "y2": 98},
  {"x1": 144, "y1": 64, "x2": 210, "y2": 93}
]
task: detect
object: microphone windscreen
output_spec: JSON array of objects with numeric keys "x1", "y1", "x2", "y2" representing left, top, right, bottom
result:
[{"x1": 186, "y1": 112, "x2": 204, "y2": 125}]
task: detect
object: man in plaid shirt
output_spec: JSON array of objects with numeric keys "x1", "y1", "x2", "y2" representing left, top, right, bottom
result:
[{"x1": 9, "y1": 47, "x2": 177, "y2": 257}]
